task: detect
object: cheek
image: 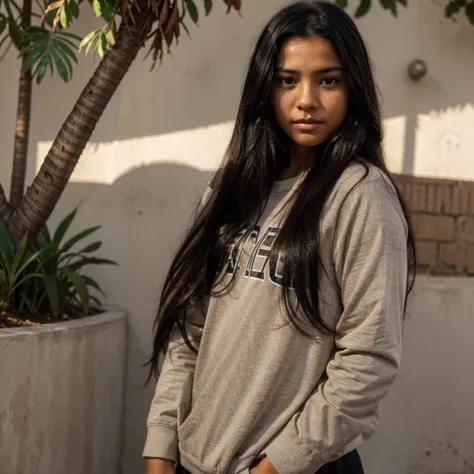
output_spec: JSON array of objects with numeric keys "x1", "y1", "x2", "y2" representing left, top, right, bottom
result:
[
  {"x1": 323, "y1": 91, "x2": 349, "y2": 125},
  {"x1": 271, "y1": 90, "x2": 293, "y2": 122}
]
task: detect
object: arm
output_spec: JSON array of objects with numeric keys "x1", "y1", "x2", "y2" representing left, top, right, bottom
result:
[
  {"x1": 262, "y1": 173, "x2": 409, "y2": 474},
  {"x1": 144, "y1": 185, "x2": 213, "y2": 464},
  {"x1": 145, "y1": 459, "x2": 176, "y2": 474},
  {"x1": 143, "y1": 304, "x2": 205, "y2": 463}
]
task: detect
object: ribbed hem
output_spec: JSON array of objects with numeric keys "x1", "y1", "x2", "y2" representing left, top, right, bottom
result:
[
  {"x1": 142, "y1": 424, "x2": 178, "y2": 461},
  {"x1": 265, "y1": 428, "x2": 324, "y2": 474}
]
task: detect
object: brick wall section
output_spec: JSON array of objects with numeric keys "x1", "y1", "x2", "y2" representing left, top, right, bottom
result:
[{"x1": 393, "y1": 174, "x2": 474, "y2": 275}]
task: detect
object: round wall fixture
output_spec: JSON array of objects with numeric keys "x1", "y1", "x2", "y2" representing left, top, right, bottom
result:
[{"x1": 408, "y1": 59, "x2": 428, "y2": 81}]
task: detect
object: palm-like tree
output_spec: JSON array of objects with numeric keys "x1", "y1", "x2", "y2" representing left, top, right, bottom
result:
[{"x1": 0, "y1": 0, "x2": 242, "y2": 245}]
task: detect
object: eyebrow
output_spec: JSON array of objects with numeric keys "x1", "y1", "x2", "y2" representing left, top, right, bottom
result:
[{"x1": 275, "y1": 66, "x2": 344, "y2": 75}]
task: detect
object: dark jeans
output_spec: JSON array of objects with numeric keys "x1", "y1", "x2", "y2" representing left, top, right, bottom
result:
[{"x1": 177, "y1": 449, "x2": 364, "y2": 474}]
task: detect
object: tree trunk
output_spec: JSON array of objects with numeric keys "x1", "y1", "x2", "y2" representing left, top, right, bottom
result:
[
  {"x1": 0, "y1": 185, "x2": 13, "y2": 222},
  {"x1": 8, "y1": 13, "x2": 151, "y2": 245},
  {"x1": 9, "y1": 0, "x2": 33, "y2": 209}
]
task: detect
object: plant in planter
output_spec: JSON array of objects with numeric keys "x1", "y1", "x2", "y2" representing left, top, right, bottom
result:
[
  {"x1": 0, "y1": 207, "x2": 116, "y2": 328},
  {"x1": 0, "y1": 0, "x2": 243, "y2": 328}
]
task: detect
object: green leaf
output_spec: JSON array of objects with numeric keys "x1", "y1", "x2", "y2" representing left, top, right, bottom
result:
[
  {"x1": 398, "y1": 0, "x2": 407, "y2": 5},
  {"x1": 8, "y1": 21, "x2": 23, "y2": 50},
  {"x1": 53, "y1": 38, "x2": 78, "y2": 63},
  {"x1": 0, "y1": 15, "x2": 7, "y2": 35},
  {"x1": 97, "y1": 31, "x2": 107, "y2": 57},
  {"x1": 59, "y1": 3, "x2": 68, "y2": 28},
  {"x1": 335, "y1": 0, "x2": 348, "y2": 7},
  {"x1": 184, "y1": 0, "x2": 199, "y2": 23},
  {"x1": 44, "y1": 274, "x2": 59, "y2": 316},
  {"x1": 0, "y1": 267, "x2": 7, "y2": 285},
  {"x1": 79, "y1": 28, "x2": 100, "y2": 55},
  {"x1": 67, "y1": 271, "x2": 89, "y2": 313},
  {"x1": 53, "y1": 207, "x2": 77, "y2": 246},
  {"x1": 11, "y1": 272, "x2": 44, "y2": 293},
  {"x1": 60, "y1": 225, "x2": 101, "y2": 254},
  {"x1": 51, "y1": 43, "x2": 73, "y2": 78},
  {"x1": 70, "y1": 0, "x2": 79, "y2": 18},
  {"x1": 380, "y1": 0, "x2": 397, "y2": 15},
  {"x1": 15, "y1": 250, "x2": 44, "y2": 279},
  {"x1": 11, "y1": 234, "x2": 27, "y2": 277},
  {"x1": 83, "y1": 275, "x2": 105, "y2": 296},
  {"x1": 36, "y1": 56, "x2": 49, "y2": 84},
  {"x1": 77, "y1": 241, "x2": 102, "y2": 253},
  {"x1": 57, "y1": 31, "x2": 82, "y2": 41},
  {"x1": 204, "y1": 0, "x2": 212, "y2": 15},
  {"x1": 101, "y1": 5, "x2": 115, "y2": 21},
  {"x1": 0, "y1": 221, "x2": 15, "y2": 267},
  {"x1": 68, "y1": 256, "x2": 117, "y2": 272},
  {"x1": 89, "y1": 294, "x2": 102, "y2": 307},
  {"x1": 445, "y1": 0, "x2": 465, "y2": 17},
  {"x1": 50, "y1": 46, "x2": 71, "y2": 81},
  {"x1": 36, "y1": 226, "x2": 52, "y2": 250},
  {"x1": 466, "y1": 1, "x2": 474, "y2": 23},
  {"x1": 43, "y1": 10, "x2": 56, "y2": 27},
  {"x1": 20, "y1": 291, "x2": 39, "y2": 314},
  {"x1": 355, "y1": 0, "x2": 372, "y2": 17},
  {"x1": 23, "y1": 47, "x2": 46, "y2": 72},
  {"x1": 92, "y1": 0, "x2": 102, "y2": 17}
]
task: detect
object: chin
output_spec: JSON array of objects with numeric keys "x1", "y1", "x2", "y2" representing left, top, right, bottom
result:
[{"x1": 292, "y1": 134, "x2": 327, "y2": 148}]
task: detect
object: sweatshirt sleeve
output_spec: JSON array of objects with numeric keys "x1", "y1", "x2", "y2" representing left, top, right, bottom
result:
[
  {"x1": 143, "y1": 306, "x2": 205, "y2": 461},
  {"x1": 143, "y1": 185, "x2": 213, "y2": 461},
  {"x1": 264, "y1": 172, "x2": 409, "y2": 474}
]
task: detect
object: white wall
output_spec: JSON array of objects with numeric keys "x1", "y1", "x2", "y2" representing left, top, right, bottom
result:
[{"x1": 1, "y1": 1, "x2": 474, "y2": 473}]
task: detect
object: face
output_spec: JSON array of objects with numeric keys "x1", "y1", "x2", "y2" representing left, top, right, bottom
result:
[{"x1": 271, "y1": 35, "x2": 349, "y2": 155}]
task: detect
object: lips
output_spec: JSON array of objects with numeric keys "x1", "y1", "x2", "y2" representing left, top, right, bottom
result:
[{"x1": 293, "y1": 119, "x2": 324, "y2": 124}]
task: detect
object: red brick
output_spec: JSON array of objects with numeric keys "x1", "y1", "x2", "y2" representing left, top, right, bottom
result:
[
  {"x1": 451, "y1": 185, "x2": 463, "y2": 214},
  {"x1": 412, "y1": 214, "x2": 455, "y2": 241},
  {"x1": 411, "y1": 185, "x2": 427, "y2": 212},
  {"x1": 458, "y1": 217, "x2": 474, "y2": 244},
  {"x1": 426, "y1": 185, "x2": 437, "y2": 213},
  {"x1": 415, "y1": 241, "x2": 437, "y2": 266},
  {"x1": 436, "y1": 185, "x2": 452, "y2": 214},
  {"x1": 439, "y1": 242, "x2": 474, "y2": 274}
]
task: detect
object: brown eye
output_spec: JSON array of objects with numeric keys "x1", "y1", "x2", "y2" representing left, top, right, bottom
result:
[
  {"x1": 278, "y1": 76, "x2": 296, "y2": 86},
  {"x1": 320, "y1": 77, "x2": 338, "y2": 86}
]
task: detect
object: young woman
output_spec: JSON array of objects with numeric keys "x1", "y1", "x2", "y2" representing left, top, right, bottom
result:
[{"x1": 144, "y1": 1, "x2": 415, "y2": 473}]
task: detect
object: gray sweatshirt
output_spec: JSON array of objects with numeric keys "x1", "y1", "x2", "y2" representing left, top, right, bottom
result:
[{"x1": 143, "y1": 163, "x2": 409, "y2": 474}]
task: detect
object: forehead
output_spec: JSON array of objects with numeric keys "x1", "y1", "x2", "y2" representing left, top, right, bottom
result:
[{"x1": 277, "y1": 35, "x2": 341, "y2": 68}]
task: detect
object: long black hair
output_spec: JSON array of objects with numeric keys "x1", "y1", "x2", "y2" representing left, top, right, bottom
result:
[{"x1": 146, "y1": 0, "x2": 416, "y2": 381}]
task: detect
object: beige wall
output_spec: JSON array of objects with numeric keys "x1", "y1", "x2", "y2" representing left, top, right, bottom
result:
[
  {"x1": 359, "y1": 276, "x2": 474, "y2": 474},
  {"x1": 1, "y1": 1, "x2": 473, "y2": 473}
]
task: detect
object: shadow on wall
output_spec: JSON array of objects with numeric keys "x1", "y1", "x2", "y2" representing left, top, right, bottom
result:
[{"x1": 49, "y1": 162, "x2": 213, "y2": 474}]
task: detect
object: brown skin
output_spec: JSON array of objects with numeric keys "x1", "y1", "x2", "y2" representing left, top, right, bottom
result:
[
  {"x1": 271, "y1": 35, "x2": 349, "y2": 180},
  {"x1": 145, "y1": 458, "x2": 175, "y2": 474},
  {"x1": 145, "y1": 35, "x2": 349, "y2": 474}
]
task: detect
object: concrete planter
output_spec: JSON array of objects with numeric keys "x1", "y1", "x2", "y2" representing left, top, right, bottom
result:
[{"x1": 0, "y1": 309, "x2": 127, "y2": 474}]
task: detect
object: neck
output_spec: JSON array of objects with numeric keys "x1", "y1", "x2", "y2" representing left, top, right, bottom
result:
[{"x1": 279, "y1": 145, "x2": 313, "y2": 180}]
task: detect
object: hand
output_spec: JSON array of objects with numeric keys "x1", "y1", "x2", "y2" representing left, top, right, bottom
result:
[
  {"x1": 250, "y1": 457, "x2": 279, "y2": 474},
  {"x1": 145, "y1": 458, "x2": 176, "y2": 474}
]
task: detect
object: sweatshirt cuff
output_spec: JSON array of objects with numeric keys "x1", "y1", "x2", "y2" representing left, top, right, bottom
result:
[
  {"x1": 265, "y1": 427, "x2": 324, "y2": 474},
  {"x1": 142, "y1": 424, "x2": 178, "y2": 461}
]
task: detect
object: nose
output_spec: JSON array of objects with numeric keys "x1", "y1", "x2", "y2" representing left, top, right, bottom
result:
[{"x1": 295, "y1": 81, "x2": 319, "y2": 112}]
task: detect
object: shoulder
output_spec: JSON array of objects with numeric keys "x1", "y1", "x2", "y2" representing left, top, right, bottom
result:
[{"x1": 328, "y1": 161, "x2": 401, "y2": 213}]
